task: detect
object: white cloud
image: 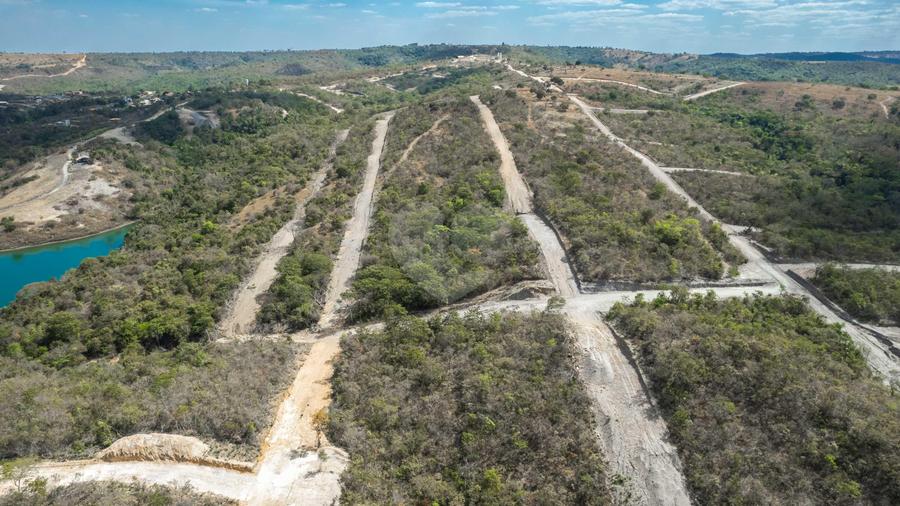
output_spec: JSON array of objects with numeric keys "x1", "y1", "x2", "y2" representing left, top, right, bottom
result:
[
  {"x1": 416, "y1": 1, "x2": 462, "y2": 7},
  {"x1": 536, "y1": 0, "x2": 622, "y2": 5},
  {"x1": 194, "y1": 7, "x2": 219, "y2": 12},
  {"x1": 78, "y1": 13, "x2": 89, "y2": 18},
  {"x1": 327, "y1": 2, "x2": 346, "y2": 7},
  {"x1": 528, "y1": 8, "x2": 703, "y2": 26},
  {"x1": 362, "y1": 8, "x2": 377, "y2": 13},
  {"x1": 427, "y1": 9, "x2": 499, "y2": 17},
  {"x1": 282, "y1": 3, "x2": 309, "y2": 10},
  {"x1": 657, "y1": 0, "x2": 776, "y2": 11}
]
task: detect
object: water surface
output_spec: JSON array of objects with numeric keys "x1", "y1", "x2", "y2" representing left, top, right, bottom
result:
[{"x1": 0, "y1": 226, "x2": 129, "y2": 307}]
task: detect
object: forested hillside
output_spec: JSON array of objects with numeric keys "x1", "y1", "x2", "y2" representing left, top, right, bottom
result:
[
  {"x1": 0, "y1": 90, "x2": 342, "y2": 459},
  {"x1": 610, "y1": 291, "x2": 900, "y2": 505},
  {"x1": 601, "y1": 85, "x2": 900, "y2": 261},
  {"x1": 329, "y1": 311, "x2": 609, "y2": 504},
  {"x1": 484, "y1": 89, "x2": 743, "y2": 283},
  {"x1": 350, "y1": 98, "x2": 541, "y2": 320}
]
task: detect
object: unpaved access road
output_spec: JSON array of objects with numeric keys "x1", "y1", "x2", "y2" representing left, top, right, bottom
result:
[
  {"x1": 0, "y1": 54, "x2": 86, "y2": 83},
  {"x1": 571, "y1": 93, "x2": 900, "y2": 383},
  {"x1": 473, "y1": 95, "x2": 689, "y2": 503},
  {"x1": 293, "y1": 91, "x2": 344, "y2": 114},
  {"x1": 682, "y1": 82, "x2": 743, "y2": 101},
  {"x1": 569, "y1": 309, "x2": 691, "y2": 506},
  {"x1": 661, "y1": 167, "x2": 750, "y2": 177},
  {"x1": 565, "y1": 77, "x2": 670, "y2": 96},
  {"x1": 319, "y1": 112, "x2": 395, "y2": 329},
  {"x1": 219, "y1": 130, "x2": 349, "y2": 338},
  {"x1": 880, "y1": 96, "x2": 895, "y2": 119},
  {"x1": 471, "y1": 95, "x2": 577, "y2": 297}
]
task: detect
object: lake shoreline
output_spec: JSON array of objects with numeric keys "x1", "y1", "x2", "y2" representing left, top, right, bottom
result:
[{"x1": 0, "y1": 220, "x2": 136, "y2": 254}]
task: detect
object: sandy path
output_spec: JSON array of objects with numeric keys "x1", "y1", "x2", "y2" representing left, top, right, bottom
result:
[
  {"x1": 219, "y1": 130, "x2": 349, "y2": 338},
  {"x1": 661, "y1": 167, "x2": 750, "y2": 177},
  {"x1": 571, "y1": 94, "x2": 900, "y2": 382},
  {"x1": 880, "y1": 97, "x2": 895, "y2": 119},
  {"x1": 0, "y1": 54, "x2": 86, "y2": 83},
  {"x1": 596, "y1": 107, "x2": 652, "y2": 114},
  {"x1": 566, "y1": 77, "x2": 669, "y2": 96},
  {"x1": 396, "y1": 113, "x2": 449, "y2": 167},
  {"x1": 568, "y1": 309, "x2": 691, "y2": 506},
  {"x1": 318, "y1": 113, "x2": 395, "y2": 329},
  {"x1": 779, "y1": 262, "x2": 900, "y2": 278},
  {"x1": 683, "y1": 82, "x2": 743, "y2": 101},
  {"x1": 506, "y1": 63, "x2": 562, "y2": 92},
  {"x1": 471, "y1": 95, "x2": 577, "y2": 297},
  {"x1": 293, "y1": 92, "x2": 344, "y2": 114}
]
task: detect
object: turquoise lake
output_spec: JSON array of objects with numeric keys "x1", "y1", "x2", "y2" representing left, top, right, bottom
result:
[{"x1": 0, "y1": 227, "x2": 129, "y2": 307}]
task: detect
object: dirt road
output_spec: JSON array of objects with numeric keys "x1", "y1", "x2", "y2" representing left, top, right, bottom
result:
[
  {"x1": 880, "y1": 97, "x2": 895, "y2": 119},
  {"x1": 219, "y1": 130, "x2": 349, "y2": 338},
  {"x1": 471, "y1": 95, "x2": 577, "y2": 297},
  {"x1": 293, "y1": 92, "x2": 344, "y2": 114},
  {"x1": 568, "y1": 309, "x2": 692, "y2": 506},
  {"x1": 571, "y1": 94, "x2": 900, "y2": 382},
  {"x1": 682, "y1": 82, "x2": 743, "y2": 101},
  {"x1": 0, "y1": 54, "x2": 86, "y2": 83},
  {"x1": 566, "y1": 77, "x2": 669, "y2": 96},
  {"x1": 318, "y1": 113, "x2": 395, "y2": 329},
  {"x1": 661, "y1": 167, "x2": 749, "y2": 177},
  {"x1": 506, "y1": 63, "x2": 562, "y2": 92}
]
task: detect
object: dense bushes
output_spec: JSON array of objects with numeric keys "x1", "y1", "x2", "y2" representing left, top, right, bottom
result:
[
  {"x1": 484, "y1": 90, "x2": 741, "y2": 283},
  {"x1": 812, "y1": 263, "x2": 900, "y2": 324},
  {"x1": 0, "y1": 341, "x2": 301, "y2": 460},
  {"x1": 257, "y1": 122, "x2": 374, "y2": 331},
  {"x1": 604, "y1": 91, "x2": 900, "y2": 262},
  {"x1": 0, "y1": 480, "x2": 233, "y2": 506},
  {"x1": 349, "y1": 99, "x2": 541, "y2": 320},
  {"x1": 328, "y1": 311, "x2": 609, "y2": 504},
  {"x1": 0, "y1": 91, "x2": 337, "y2": 457},
  {"x1": 609, "y1": 291, "x2": 900, "y2": 505}
]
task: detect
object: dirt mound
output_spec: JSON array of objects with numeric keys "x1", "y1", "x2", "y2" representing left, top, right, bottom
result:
[{"x1": 96, "y1": 433, "x2": 209, "y2": 463}]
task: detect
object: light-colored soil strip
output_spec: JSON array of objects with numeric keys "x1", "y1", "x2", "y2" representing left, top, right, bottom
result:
[
  {"x1": 661, "y1": 167, "x2": 751, "y2": 177},
  {"x1": 318, "y1": 112, "x2": 395, "y2": 329},
  {"x1": 470, "y1": 95, "x2": 577, "y2": 297},
  {"x1": 682, "y1": 82, "x2": 744, "y2": 101},
  {"x1": 0, "y1": 54, "x2": 86, "y2": 82},
  {"x1": 293, "y1": 92, "x2": 344, "y2": 114},
  {"x1": 218, "y1": 130, "x2": 349, "y2": 338},
  {"x1": 565, "y1": 76, "x2": 670, "y2": 96}
]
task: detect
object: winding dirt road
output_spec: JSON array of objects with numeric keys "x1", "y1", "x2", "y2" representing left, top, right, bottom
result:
[{"x1": 219, "y1": 130, "x2": 349, "y2": 338}]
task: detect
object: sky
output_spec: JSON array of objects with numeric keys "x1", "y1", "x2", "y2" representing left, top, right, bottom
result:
[{"x1": 0, "y1": 0, "x2": 897, "y2": 54}]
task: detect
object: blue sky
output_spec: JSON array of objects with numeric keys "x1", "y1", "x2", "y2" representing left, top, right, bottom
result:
[{"x1": 1, "y1": 0, "x2": 897, "y2": 54}]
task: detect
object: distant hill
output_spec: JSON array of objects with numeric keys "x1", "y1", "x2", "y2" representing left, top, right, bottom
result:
[{"x1": 707, "y1": 51, "x2": 900, "y2": 65}]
